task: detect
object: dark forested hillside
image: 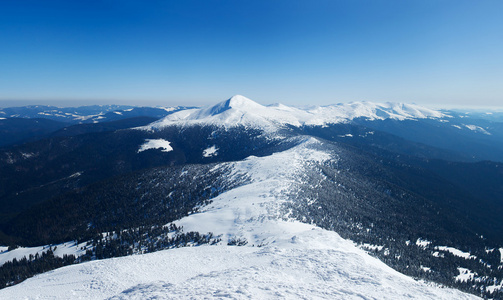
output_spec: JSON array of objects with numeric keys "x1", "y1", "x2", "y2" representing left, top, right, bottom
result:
[
  {"x1": 0, "y1": 118, "x2": 68, "y2": 147},
  {"x1": 0, "y1": 125, "x2": 282, "y2": 236},
  {"x1": 1, "y1": 162, "x2": 246, "y2": 246},
  {"x1": 355, "y1": 118, "x2": 503, "y2": 162},
  {"x1": 283, "y1": 140, "x2": 503, "y2": 298}
]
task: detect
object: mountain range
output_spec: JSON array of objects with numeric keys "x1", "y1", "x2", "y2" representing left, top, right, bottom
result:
[{"x1": 0, "y1": 95, "x2": 502, "y2": 299}]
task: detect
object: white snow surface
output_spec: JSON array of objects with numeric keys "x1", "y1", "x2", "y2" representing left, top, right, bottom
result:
[
  {"x1": 464, "y1": 124, "x2": 491, "y2": 135},
  {"x1": 0, "y1": 228, "x2": 477, "y2": 300},
  {"x1": 143, "y1": 95, "x2": 446, "y2": 132},
  {"x1": 456, "y1": 268, "x2": 476, "y2": 282},
  {"x1": 422, "y1": 266, "x2": 432, "y2": 272},
  {"x1": 487, "y1": 280, "x2": 503, "y2": 294},
  {"x1": 0, "y1": 242, "x2": 90, "y2": 266},
  {"x1": 202, "y1": 145, "x2": 218, "y2": 158},
  {"x1": 416, "y1": 238, "x2": 432, "y2": 248},
  {"x1": 361, "y1": 243, "x2": 384, "y2": 251},
  {"x1": 137, "y1": 139, "x2": 173, "y2": 153},
  {"x1": 0, "y1": 138, "x2": 478, "y2": 299},
  {"x1": 435, "y1": 246, "x2": 476, "y2": 259}
]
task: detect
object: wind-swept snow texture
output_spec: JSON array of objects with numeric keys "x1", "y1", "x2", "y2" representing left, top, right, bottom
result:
[
  {"x1": 0, "y1": 229, "x2": 477, "y2": 299},
  {"x1": 0, "y1": 138, "x2": 478, "y2": 299},
  {"x1": 143, "y1": 95, "x2": 446, "y2": 132}
]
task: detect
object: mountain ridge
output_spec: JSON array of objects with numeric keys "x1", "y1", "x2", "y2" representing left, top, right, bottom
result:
[
  {"x1": 145, "y1": 95, "x2": 448, "y2": 132},
  {"x1": 0, "y1": 136, "x2": 482, "y2": 299}
]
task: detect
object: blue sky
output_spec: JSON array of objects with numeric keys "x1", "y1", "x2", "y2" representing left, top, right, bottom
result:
[{"x1": 1, "y1": 0, "x2": 502, "y2": 107}]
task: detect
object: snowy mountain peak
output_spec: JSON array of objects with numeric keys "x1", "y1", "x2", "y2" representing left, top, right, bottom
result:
[
  {"x1": 207, "y1": 95, "x2": 265, "y2": 115},
  {"x1": 226, "y1": 95, "x2": 264, "y2": 110}
]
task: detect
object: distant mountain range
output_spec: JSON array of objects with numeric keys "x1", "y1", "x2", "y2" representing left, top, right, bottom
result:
[
  {"x1": 0, "y1": 96, "x2": 502, "y2": 298},
  {"x1": 0, "y1": 104, "x2": 193, "y2": 147},
  {"x1": 0, "y1": 104, "x2": 190, "y2": 123}
]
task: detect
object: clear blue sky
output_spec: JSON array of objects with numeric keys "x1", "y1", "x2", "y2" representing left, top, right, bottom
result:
[{"x1": 1, "y1": 0, "x2": 502, "y2": 107}]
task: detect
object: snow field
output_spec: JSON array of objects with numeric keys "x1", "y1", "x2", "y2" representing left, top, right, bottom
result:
[
  {"x1": 0, "y1": 241, "x2": 90, "y2": 266},
  {"x1": 137, "y1": 139, "x2": 173, "y2": 153},
  {"x1": 202, "y1": 145, "x2": 218, "y2": 157},
  {"x1": 0, "y1": 224, "x2": 479, "y2": 299}
]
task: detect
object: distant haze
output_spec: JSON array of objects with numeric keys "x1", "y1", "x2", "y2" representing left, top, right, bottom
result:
[{"x1": 1, "y1": 1, "x2": 502, "y2": 108}]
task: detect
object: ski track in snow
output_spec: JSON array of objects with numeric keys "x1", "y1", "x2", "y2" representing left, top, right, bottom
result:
[{"x1": 0, "y1": 136, "x2": 480, "y2": 299}]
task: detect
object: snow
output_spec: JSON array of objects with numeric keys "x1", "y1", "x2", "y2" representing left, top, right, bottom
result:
[
  {"x1": 435, "y1": 246, "x2": 476, "y2": 259},
  {"x1": 0, "y1": 246, "x2": 43, "y2": 265},
  {"x1": 416, "y1": 238, "x2": 431, "y2": 248},
  {"x1": 160, "y1": 107, "x2": 178, "y2": 112},
  {"x1": 0, "y1": 137, "x2": 480, "y2": 299},
  {"x1": 202, "y1": 145, "x2": 218, "y2": 158},
  {"x1": 0, "y1": 235, "x2": 479, "y2": 300},
  {"x1": 137, "y1": 139, "x2": 173, "y2": 153},
  {"x1": 486, "y1": 280, "x2": 503, "y2": 293},
  {"x1": 456, "y1": 268, "x2": 476, "y2": 282},
  {"x1": 421, "y1": 266, "x2": 432, "y2": 272},
  {"x1": 175, "y1": 137, "x2": 330, "y2": 246},
  {"x1": 361, "y1": 244, "x2": 384, "y2": 251},
  {"x1": 69, "y1": 172, "x2": 82, "y2": 178},
  {"x1": 0, "y1": 242, "x2": 90, "y2": 266},
  {"x1": 142, "y1": 95, "x2": 447, "y2": 133},
  {"x1": 21, "y1": 152, "x2": 34, "y2": 159},
  {"x1": 464, "y1": 125, "x2": 491, "y2": 135},
  {"x1": 71, "y1": 114, "x2": 102, "y2": 121}
]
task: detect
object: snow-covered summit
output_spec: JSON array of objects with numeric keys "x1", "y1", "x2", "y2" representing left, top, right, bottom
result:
[
  {"x1": 209, "y1": 94, "x2": 265, "y2": 114},
  {"x1": 143, "y1": 95, "x2": 447, "y2": 132},
  {"x1": 145, "y1": 95, "x2": 298, "y2": 131}
]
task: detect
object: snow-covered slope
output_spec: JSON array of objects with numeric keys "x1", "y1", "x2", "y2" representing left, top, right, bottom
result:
[
  {"x1": 0, "y1": 138, "x2": 478, "y2": 299},
  {"x1": 0, "y1": 228, "x2": 477, "y2": 299},
  {"x1": 144, "y1": 95, "x2": 447, "y2": 132}
]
